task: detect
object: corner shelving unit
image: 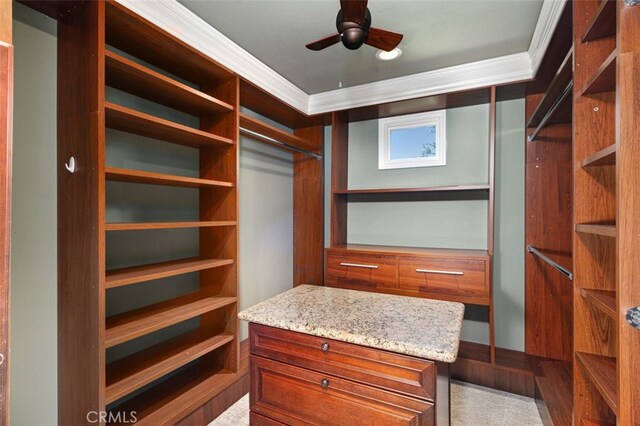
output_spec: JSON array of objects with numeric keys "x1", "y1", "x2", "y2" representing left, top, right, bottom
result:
[
  {"x1": 58, "y1": 1, "x2": 239, "y2": 424},
  {"x1": 573, "y1": 0, "x2": 640, "y2": 423}
]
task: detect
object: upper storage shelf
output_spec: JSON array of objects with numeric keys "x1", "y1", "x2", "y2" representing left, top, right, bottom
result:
[
  {"x1": 239, "y1": 112, "x2": 316, "y2": 152},
  {"x1": 581, "y1": 50, "x2": 617, "y2": 96},
  {"x1": 105, "y1": 50, "x2": 233, "y2": 116},
  {"x1": 105, "y1": 102, "x2": 234, "y2": 148},
  {"x1": 105, "y1": 0, "x2": 234, "y2": 87},
  {"x1": 581, "y1": 0, "x2": 616, "y2": 43}
]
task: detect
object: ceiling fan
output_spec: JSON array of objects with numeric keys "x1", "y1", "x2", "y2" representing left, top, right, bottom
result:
[{"x1": 305, "y1": 0, "x2": 403, "y2": 52}]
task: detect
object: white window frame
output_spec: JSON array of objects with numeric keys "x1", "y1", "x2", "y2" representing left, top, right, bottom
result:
[{"x1": 378, "y1": 110, "x2": 447, "y2": 170}]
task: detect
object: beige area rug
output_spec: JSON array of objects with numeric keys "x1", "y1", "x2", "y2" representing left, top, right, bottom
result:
[{"x1": 210, "y1": 380, "x2": 543, "y2": 425}]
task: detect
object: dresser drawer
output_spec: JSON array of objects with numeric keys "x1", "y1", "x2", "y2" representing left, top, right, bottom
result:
[
  {"x1": 250, "y1": 356, "x2": 434, "y2": 426},
  {"x1": 250, "y1": 323, "x2": 435, "y2": 401},
  {"x1": 325, "y1": 250, "x2": 397, "y2": 290},
  {"x1": 398, "y1": 256, "x2": 489, "y2": 303}
]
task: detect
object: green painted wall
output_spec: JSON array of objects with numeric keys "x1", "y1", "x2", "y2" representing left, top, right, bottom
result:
[{"x1": 324, "y1": 100, "x2": 525, "y2": 350}]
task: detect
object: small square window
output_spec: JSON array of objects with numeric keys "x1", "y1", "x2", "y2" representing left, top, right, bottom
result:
[{"x1": 378, "y1": 110, "x2": 446, "y2": 170}]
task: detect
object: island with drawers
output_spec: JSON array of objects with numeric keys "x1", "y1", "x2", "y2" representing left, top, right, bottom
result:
[{"x1": 238, "y1": 285, "x2": 465, "y2": 425}]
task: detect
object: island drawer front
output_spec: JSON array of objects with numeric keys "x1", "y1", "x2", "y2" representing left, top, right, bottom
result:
[
  {"x1": 250, "y1": 355, "x2": 435, "y2": 426},
  {"x1": 250, "y1": 323, "x2": 435, "y2": 401},
  {"x1": 325, "y1": 251, "x2": 397, "y2": 290},
  {"x1": 398, "y1": 256, "x2": 489, "y2": 301}
]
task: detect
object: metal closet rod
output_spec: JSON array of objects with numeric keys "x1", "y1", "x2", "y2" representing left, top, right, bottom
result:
[
  {"x1": 528, "y1": 80, "x2": 573, "y2": 142},
  {"x1": 239, "y1": 127, "x2": 323, "y2": 160},
  {"x1": 527, "y1": 245, "x2": 573, "y2": 280}
]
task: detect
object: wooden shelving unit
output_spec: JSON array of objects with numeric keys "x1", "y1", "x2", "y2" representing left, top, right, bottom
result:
[
  {"x1": 575, "y1": 352, "x2": 618, "y2": 415},
  {"x1": 327, "y1": 87, "x2": 498, "y2": 363},
  {"x1": 580, "y1": 144, "x2": 616, "y2": 167},
  {"x1": 581, "y1": 50, "x2": 617, "y2": 96},
  {"x1": 581, "y1": 0, "x2": 616, "y2": 43},
  {"x1": 105, "y1": 102, "x2": 234, "y2": 148},
  {"x1": 106, "y1": 167, "x2": 234, "y2": 188},
  {"x1": 57, "y1": 1, "x2": 240, "y2": 424},
  {"x1": 575, "y1": 223, "x2": 616, "y2": 237},
  {"x1": 579, "y1": 289, "x2": 616, "y2": 319},
  {"x1": 573, "y1": 1, "x2": 640, "y2": 423},
  {"x1": 105, "y1": 221, "x2": 237, "y2": 231},
  {"x1": 105, "y1": 50, "x2": 234, "y2": 116},
  {"x1": 106, "y1": 258, "x2": 235, "y2": 288}
]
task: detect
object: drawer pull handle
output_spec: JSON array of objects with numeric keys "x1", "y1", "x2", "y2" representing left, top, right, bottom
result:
[
  {"x1": 321, "y1": 342, "x2": 330, "y2": 352},
  {"x1": 416, "y1": 269, "x2": 464, "y2": 276},
  {"x1": 340, "y1": 262, "x2": 379, "y2": 269},
  {"x1": 320, "y1": 379, "x2": 330, "y2": 388}
]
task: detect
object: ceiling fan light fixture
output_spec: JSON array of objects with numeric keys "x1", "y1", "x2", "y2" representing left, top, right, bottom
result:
[{"x1": 376, "y1": 48, "x2": 402, "y2": 61}]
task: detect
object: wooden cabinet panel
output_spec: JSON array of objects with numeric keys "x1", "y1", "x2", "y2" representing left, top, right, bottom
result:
[
  {"x1": 250, "y1": 412, "x2": 286, "y2": 426},
  {"x1": 398, "y1": 256, "x2": 489, "y2": 304},
  {"x1": 325, "y1": 251, "x2": 397, "y2": 290},
  {"x1": 250, "y1": 323, "x2": 435, "y2": 401},
  {"x1": 250, "y1": 356, "x2": 434, "y2": 426}
]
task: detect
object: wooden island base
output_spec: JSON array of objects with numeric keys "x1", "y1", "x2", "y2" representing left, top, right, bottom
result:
[{"x1": 248, "y1": 323, "x2": 451, "y2": 425}]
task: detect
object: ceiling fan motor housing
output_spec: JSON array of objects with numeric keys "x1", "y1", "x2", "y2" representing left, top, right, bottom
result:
[{"x1": 336, "y1": 9, "x2": 372, "y2": 50}]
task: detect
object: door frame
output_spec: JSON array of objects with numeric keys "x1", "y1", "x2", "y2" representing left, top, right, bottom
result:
[{"x1": 0, "y1": 0, "x2": 13, "y2": 424}]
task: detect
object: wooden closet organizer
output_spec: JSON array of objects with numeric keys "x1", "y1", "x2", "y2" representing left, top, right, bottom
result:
[
  {"x1": 326, "y1": 88, "x2": 498, "y2": 362},
  {"x1": 54, "y1": 2, "x2": 325, "y2": 423},
  {"x1": 58, "y1": 1, "x2": 240, "y2": 423},
  {"x1": 572, "y1": 0, "x2": 640, "y2": 423}
]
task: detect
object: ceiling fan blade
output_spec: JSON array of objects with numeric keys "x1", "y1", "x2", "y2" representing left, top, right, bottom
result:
[
  {"x1": 340, "y1": 0, "x2": 368, "y2": 25},
  {"x1": 365, "y1": 27, "x2": 403, "y2": 51},
  {"x1": 306, "y1": 34, "x2": 341, "y2": 51}
]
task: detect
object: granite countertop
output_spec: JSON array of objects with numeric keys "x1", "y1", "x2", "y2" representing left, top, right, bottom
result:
[{"x1": 238, "y1": 285, "x2": 465, "y2": 363}]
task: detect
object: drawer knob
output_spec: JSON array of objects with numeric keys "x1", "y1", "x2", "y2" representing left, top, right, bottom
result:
[
  {"x1": 320, "y1": 379, "x2": 330, "y2": 388},
  {"x1": 321, "y1": 342, "x2": 330, "y2": 352}
]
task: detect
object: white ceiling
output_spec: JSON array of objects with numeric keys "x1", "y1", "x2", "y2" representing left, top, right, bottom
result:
[{"x1": 179, "y1": 0, "x2": 544, "y2": 94}]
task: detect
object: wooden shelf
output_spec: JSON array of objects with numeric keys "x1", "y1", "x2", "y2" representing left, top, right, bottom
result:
[
  {"x1": 575, "y1": 223, "x2": 616, "y2": 237},
  {"x1": 239, "y1": 112, "x2": 316, "y2": 151},
  {"x1": 106, "y1": 258, "x2": 234, "y2": 289},
  {"x1": 105, "y1": 330, "x2": 233, "y2": 404},
  {"x1": 581, "y1": 50, "x2": 617, "y2": 96},
  {"x1": 581, "y1": 145, "x2": 616, "y2": 167},
  {"x1": 105, "y1": 102, "x2": 234, "y2": 149},
  {"x1": 107, "y1": 363, "x2": 237, "y2": 425},
  {"x1": 527, "y1": 48, "x2": 574, "y2": 128},
  {"x1": 105, "y1": 294, "x2": 236, "y2": 348},
  {"x1": 576, "y1": 352, "x2": 618, "y2": 415},
  {"x1": 582, "y1": 0, "x2": 616, "y2": 43},
  {"x1": 105, "y1": 1, "x2": 234, "y2": 86},
  {"x1": 105, "y1": 167, "x2": 234, "y2": 189},
  {"x1": 580, "y1": 289, "x2": 616, "y2": 319},
  {"x1": 334, "y1": 184, "x2": 490, "y2": 195},
  {"x1": 105, "y1": 50, "x2": 233, "y2": 117},
  {"x1": 105, "y1": 221, "x2": 236, "y2": 231}
]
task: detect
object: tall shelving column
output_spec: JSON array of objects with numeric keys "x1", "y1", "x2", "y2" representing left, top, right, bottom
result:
[
  {"x1": 573, "y1": 0, "x2": 640, "y2": 423},
  {"x1": 58, "y1": 1, "x2": 240, "y2": 424}
]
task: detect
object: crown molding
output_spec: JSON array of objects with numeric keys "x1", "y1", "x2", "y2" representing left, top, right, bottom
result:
[
  {"x1": 115, "y1": 0, "x2": 564, "y2": 117},
  {"x1": 528, "y1": 0, "x2": 568, "y2": 75},
  {"x1": 307, "y1": 52, "x2": 532, "y2": 115},
  {"x1": 115, "y1": 0, "x2": 309, "y2": 114}
]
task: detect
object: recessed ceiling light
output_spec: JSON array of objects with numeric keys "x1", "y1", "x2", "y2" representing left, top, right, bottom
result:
[{"x1": 376, "y1": 48, "x2": 402, "y2": 61}]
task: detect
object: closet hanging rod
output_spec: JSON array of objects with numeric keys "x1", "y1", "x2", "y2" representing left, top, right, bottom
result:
[
  {"x1": 528, "y1": 80, "x2": 573, "y2": 142},
  {"x1": 239, "y1": 127, "x2": 323, "y2": 160},
  {"x1": 527, "y1": 245, "x2": 573, "y2": 280}
]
